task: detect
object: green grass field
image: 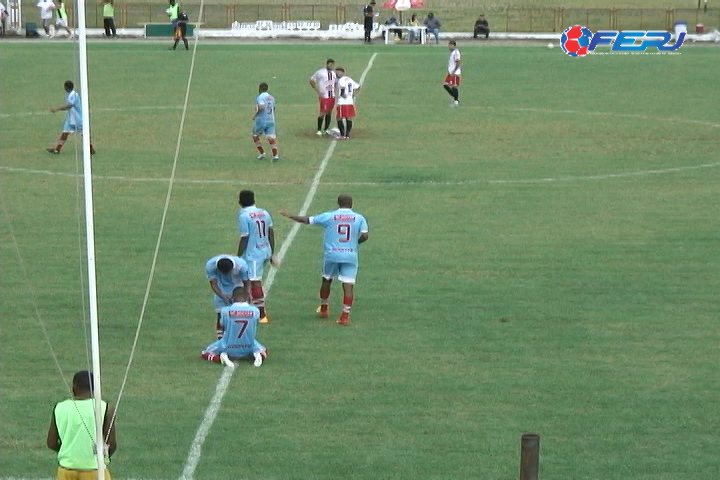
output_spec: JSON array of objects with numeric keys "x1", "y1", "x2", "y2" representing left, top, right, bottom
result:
[{"x1": 1, "y1": 41, "x2": 719, "y2": 480}]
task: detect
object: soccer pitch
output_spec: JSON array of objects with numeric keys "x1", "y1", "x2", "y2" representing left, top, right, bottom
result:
[{"x1": 1, "y1": 41, "x2": 719, "y2": 480}]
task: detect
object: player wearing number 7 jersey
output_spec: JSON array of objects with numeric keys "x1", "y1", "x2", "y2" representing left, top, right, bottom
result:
[
  {"x1": 201, "y1": 288, "x2": 268, "y2": 368},
  {"x1": 237, "y1": 189, "x2": 278, "y2": 324},
  {"x1": 281, "y1": 194, "x2": 369, "y2": 326}
]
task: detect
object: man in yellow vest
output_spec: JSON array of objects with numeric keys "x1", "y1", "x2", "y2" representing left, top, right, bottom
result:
[
  {"x1": 100, "y1": 0, "x2": 116, "y2": 37},
  {"x1": 52, "y1": 0, "x2": 74, "y2": 38},
  {"x1": 166, "y1": 0, "x2": 180, "y2": 35},
  {"x1": 47, "y1": 371, "x2": 118, "y2": 480}
]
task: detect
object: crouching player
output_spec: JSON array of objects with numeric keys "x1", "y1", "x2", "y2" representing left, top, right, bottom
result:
[{"x1": 201, "y1": 288, "x2": 268, "y2": 368}]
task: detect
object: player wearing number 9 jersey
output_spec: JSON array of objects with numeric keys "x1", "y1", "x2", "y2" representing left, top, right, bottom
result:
[
  {"x1": 237, "y1": 190, "x2": 277, "y2": 324},
  {"x1": 201, "y1": 288, "x2": 268, "y2": 367},
  {"x1": 281, "y1": 194, "x2": 369, "y2": 326}
]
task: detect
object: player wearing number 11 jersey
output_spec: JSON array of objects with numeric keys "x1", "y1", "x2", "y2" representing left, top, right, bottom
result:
[
  {"x1": 237, "y1": 190, "x2": 277, "y2": 324},
  {"x1": 281, "y1": 194, "x2": 369, "y2": 326}
]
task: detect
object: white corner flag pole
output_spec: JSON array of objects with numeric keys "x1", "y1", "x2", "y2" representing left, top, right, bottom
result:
[{"x1": 74, "y1": 1, "x2": 107, "y2": 479}]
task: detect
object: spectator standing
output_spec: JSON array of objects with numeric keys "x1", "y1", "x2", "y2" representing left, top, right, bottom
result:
[
  {"x1": 424, "y1": 12, "x2": 440, "y2": 44},
  {"x1": 0, "y1": 1, "x2": 8, "y2": 36},
  {"x1": 362, "y1": 0, "x2": 376, "y2": 44},
  {"x1": 101, "y1": 0, "x2": 116, "y2": 37}
]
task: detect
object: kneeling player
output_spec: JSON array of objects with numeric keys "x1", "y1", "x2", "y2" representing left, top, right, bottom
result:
[{"x1": 201, "y1": 288, "x2": 267, "y2": 367}]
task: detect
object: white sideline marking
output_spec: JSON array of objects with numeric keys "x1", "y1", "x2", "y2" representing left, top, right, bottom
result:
[{"x1": 178, "y1": 52, "x2": 378, "y2": 480}]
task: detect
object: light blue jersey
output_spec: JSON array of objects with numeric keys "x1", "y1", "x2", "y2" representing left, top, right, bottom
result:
[
  {"x1": 205, "y1": 255, "x2": 250, "y2": 311},
  {"x1": 253, "y1": 91, "x2": 276, "y2": 137},
  {"x1": 255, "y1": 92, "x2": 275, "y2": 123},
  {"x1": 203, "y1": 301, "x2": 265, "y2": 358},
  {"x1": 63, "y1": 90, "x2": 82, "y2": 132},
  {"x1": 238, "y1": 205, "x2": 273, "y2": 262},
  {"x1": 310, "y1": 208, "x2": 368, "y2": 264}
]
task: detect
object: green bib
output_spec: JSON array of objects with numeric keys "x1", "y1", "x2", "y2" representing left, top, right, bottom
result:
[{"x1": 54, "y1": 399, "x2": 107, "y2": 470}]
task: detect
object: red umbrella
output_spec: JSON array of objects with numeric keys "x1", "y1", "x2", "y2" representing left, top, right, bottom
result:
[{"x1": 382, "y1": 0, "x2": 424, "y2": 11}]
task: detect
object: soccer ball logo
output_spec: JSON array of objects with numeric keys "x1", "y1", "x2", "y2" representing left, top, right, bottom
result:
[{"x1": 561, "y1": 26, "x2": 593, "y2": 57}]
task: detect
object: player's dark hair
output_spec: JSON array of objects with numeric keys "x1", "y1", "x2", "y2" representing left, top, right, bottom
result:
[
  {"x1": 73, "y1": 371, "x2": 93, "y2": 392},
  {"x1": 335, "y1": 67, "x2": 345, "y2": 73},
  {"x1": 259, "y1": 82, "x2": 268, "y2": 92},
  {"x1": 449, "y1": 40, "x2": 457, "y2": 46},
  {"x1": 239, "y1": 190, "x2": 255, "y2": 207},
  {"x1": 326, "y1": 58, "x2": 335, "y2": 65},
  {"x1": 64, "y1": 80, "x2": 74, "y2": 91},
  {"x1": 337, "y1": 194, "x2": 353, "y2": 208},
  {"x1": 217, "y1": 257, "x2": 234, "y2": 274}
]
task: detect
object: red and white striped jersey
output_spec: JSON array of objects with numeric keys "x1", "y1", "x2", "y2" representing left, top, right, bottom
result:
[{"x1": 310, "y1": 67, "x2": 338, "y2": 99}]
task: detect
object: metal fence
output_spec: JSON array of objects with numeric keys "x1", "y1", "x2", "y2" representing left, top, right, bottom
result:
[{"x1": 18, "y1": 2, "x2": 720, "y2": 32}]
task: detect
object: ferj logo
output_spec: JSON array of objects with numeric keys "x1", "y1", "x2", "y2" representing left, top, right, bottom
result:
[{"x1": 560, "y1": 25, "x2": 685, "y2": 57}]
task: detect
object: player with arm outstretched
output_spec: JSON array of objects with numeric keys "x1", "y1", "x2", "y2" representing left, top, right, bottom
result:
[{"x1": 281, "y1": 194, "x2": 369, "y2": 326}]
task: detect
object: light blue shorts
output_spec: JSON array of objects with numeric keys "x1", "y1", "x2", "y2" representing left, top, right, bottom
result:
[
  {"x1": 253, "y1": 121, "x2": 276, "y2": 137},
  {"x1": 245, "y1": 258, "x2": 269, "y2": 281},
  {"x1": 322, "y1": 259, "x2": 358, "y2": 284},
  {"x1": 203, "y1": 338, "x2": 266, "y2": 358},
  {"x1": 62, "y1": 120, "x2": 82, "y2": 133}
]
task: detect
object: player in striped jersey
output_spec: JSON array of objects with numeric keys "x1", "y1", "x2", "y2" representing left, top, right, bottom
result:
[
  {"x1": 308, "y1": 58, "x2": 337, "y2": 136},
  {"x1": 237, "y1": 189, "x2": 278, "y2": 324}
]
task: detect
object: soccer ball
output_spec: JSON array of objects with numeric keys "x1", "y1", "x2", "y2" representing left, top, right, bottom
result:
[
  {"x1": 560, "y1": 25, "x2": 593, "y2": 57},
  {"x1": 547, "y1": 42, "x2": 555, "y2": 49},
  {"x1": 327, "y1": 127, "x2": 341, "y2": 137}
]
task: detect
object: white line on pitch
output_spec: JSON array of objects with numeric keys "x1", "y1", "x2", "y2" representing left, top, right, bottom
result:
[{"x1": 178, "y1": 52, "x2": 379, "y2": 480}]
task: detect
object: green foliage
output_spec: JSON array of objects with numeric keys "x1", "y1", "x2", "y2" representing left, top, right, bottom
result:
[{"x1": 1, "y1": 43, "x2": 719, "y2": 480}]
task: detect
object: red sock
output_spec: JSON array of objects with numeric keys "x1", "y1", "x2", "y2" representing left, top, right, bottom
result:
[
  {"x1": 201, "y1": 352, "x2": 222, "y2": 363},
  {"x1": 251, "y1": 286, "x2": 266, "y2": 317},
  {"x1": 319, "y1": 291, "x2": 330, "y2": 312},
  {"x1": 342, "y1": 296, "x2": 353, "y2": 314},
  {"x1": 252, "y1": 135, "x2": 264, "y2": 154}
]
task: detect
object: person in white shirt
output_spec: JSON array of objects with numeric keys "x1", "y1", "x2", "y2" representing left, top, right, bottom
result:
[
  {"x1": 443, "y1": 40, "x2": 461, "y2": 107},
  {"x1": 333, "y1": 67, "x2": 361, "y2": 140},
  {"x1": 308, "y1": 58, "x2": 338, "y2": 137},
  {"x1": 37, "y1": 0, "x2": 55, "y2": 35}
]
